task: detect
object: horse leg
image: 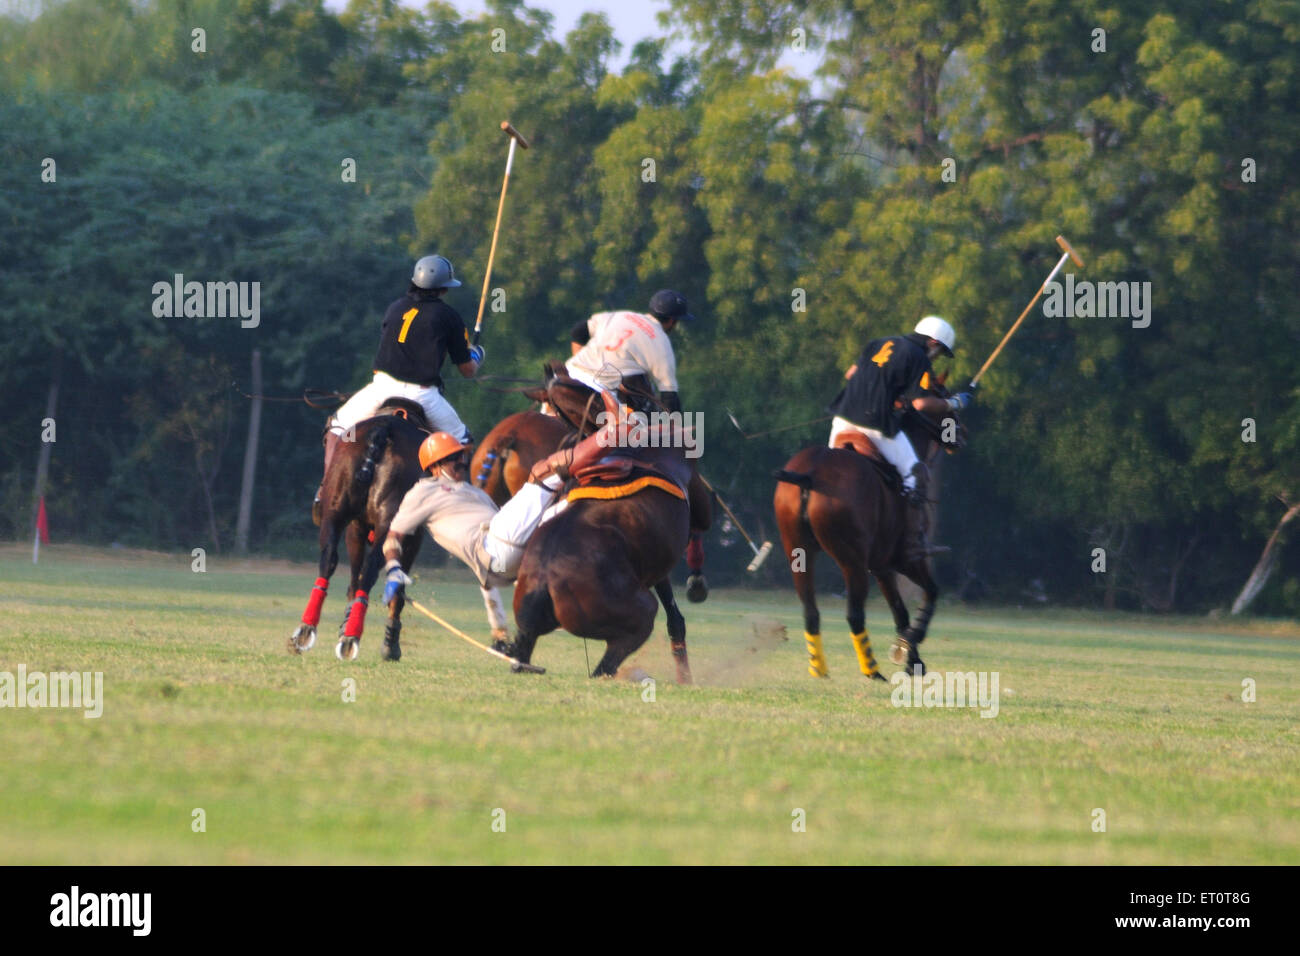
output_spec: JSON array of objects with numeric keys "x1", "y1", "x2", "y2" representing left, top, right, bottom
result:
[
  {"x1": 337, "y1": 528, "x2": 386, "y2": 662},
  {"x1": 337, "y1": 520, "x2": 366, "y2": 640},
  {"x1": 777, "y1": 494, "x2": 826, "y2": 678},
  {"x1": 792, "y1": 548, "x2": 828, "y2": 679},
  {"x1": 685, "y1": 471, "x2": 711, "y2": 603},
  {"x1": 382, "y1": 533, "x2": 420, "y2": 662},
  {"x1": 875, "y1": 571, "x2": 914, "y2": 667},
  {"x1": 684, "y1": 532, "x2": 708, "y2": 603},
  {"x1": 509, "y1": 581, "x2": 559, "y2": 671},
  {"x1": 845, "y1": 565, "x2": 885, "y2": 681},
  {"x1": 894, "y1": 560, "x2": 938, "y2": 676},
  {"x1": 653, "y1": 577, "x2": 691, "y2": 684},
  {"x1": 589, "y1": 589, "x2": 658, "y2": 678},
  {"x1": 290, "y1": 513, "x2": 346, "y2": 654}
]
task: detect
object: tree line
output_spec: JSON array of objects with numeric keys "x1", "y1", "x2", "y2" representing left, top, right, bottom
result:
[{"x1": 2, "y1": 0, "x2": 1296, "y2": 614}]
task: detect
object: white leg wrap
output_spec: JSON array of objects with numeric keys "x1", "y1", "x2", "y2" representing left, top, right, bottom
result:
[{"x1": 483, "y1": 482, "x2": 557, "y2": 576}]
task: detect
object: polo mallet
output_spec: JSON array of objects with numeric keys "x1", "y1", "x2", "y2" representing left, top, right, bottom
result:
[
  {"x1": 472, "y1": 121, "x2": 530, "y2": 346},
  {"x1": 700, "y1": 475, "x2": 773, "y2": 571},
  {"x1": 726, "y1": 408, "x2": 831, "y2": 441},
  {"x1": 969, "y1": 234, "x2": 1084, "y2": 388},
  {"x1": 408, "y1": 598, "x2": 545, "y2": 673}
]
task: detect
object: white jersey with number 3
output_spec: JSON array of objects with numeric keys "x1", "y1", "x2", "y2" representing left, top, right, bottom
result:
[{"x1": 566, "y1": 310, "x2": 678, "y2": 392}]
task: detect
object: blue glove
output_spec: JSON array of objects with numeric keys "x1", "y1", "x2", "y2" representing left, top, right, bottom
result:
[
  {"x1": 947, "y1": 392, "x2": 973, "y2": 411},
  {"x1": 382, "y1": 559, "x2": 412, "y2": 606},
  {"x1": 469, "y1": 344, "x2": 485, "y2": 365}
]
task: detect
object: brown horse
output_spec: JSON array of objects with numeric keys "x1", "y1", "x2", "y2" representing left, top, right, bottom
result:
[
  {"x1": 773, "y1": 390, "x2": 965, "y2": 678},
  {"x1": 505, "y1": 376, "x2": 698, "y2": 680},
  {"x1": 289, "y1": 400, "x2": 429, "y2": 662},
  {"x1": 470, "y1": 367, "x2": 713, "y2": 601}
]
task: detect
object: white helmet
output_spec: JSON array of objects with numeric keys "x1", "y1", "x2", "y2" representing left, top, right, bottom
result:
[
  {"x1": 914, "y1": 315, "x2": 955, "y2": 356},
  {"x1": 412, "y1": 255, "x2": 462, "y2": 290}
]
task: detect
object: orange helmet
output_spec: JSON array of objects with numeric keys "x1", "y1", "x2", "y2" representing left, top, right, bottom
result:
[{"x1": 419, "y1": 432, "x2": 467, "y2": 471}]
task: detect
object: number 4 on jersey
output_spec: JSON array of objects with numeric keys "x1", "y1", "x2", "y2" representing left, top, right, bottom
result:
[{"x1": 870, "y1": 341, "x2": 895, "y2": 367}]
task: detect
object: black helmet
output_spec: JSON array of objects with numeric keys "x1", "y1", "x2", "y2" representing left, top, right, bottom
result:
[{"x1": 649, "y1": 289, "x2": 695, "y2": 323}]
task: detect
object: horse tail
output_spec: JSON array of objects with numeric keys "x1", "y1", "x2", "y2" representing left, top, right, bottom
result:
[
  {"x1": 474, "y1": 435, "x2": 514, "y2": 489},
  {"x1": 772, "y1": 469, "x2": 813, "y2": 490},
  {"x1": 773, "y1": 469, "x2": 815, "y2": 532},
  {"x1": 354, "y1": 421, "x2": 393, "y2": 491}
]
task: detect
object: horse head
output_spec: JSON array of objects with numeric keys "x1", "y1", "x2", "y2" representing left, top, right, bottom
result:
[
  {"x1": 542, "y1": 367, "x2": 606, "y2": 437},
  {"x1": 902, "y1": 370, "x2": 968, "y2": 460}
]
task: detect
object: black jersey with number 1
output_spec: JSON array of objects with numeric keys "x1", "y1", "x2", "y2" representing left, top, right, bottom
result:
[
  {"x1": 828, "y1": 332, "x2": 934, "y2": 437},
  {"x1": 372, "y1": 294, "x2": 472, "y2": 389}
]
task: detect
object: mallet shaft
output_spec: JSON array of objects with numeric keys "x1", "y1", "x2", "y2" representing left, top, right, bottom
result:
[
  {"x1": 700, "y1": 475, "x2": 772, "y2": 569},
  {"x1": 473, "y1": 136, "x2": 517, "y2": 342},
  {"x1": 408, "y1": 599, "x2": 545, "y2": 673},
  {"x1": 970, "y1": 235, "x2": 1084, "y2": 388}
]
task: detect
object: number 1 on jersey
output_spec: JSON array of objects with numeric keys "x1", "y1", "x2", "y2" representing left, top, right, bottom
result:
[{"x1": 397, "y1": 308, "x2": 419, "y2": 343}]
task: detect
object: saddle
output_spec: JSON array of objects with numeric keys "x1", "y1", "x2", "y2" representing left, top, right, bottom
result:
[
  {"x1": 831, "y1": 430, "x2": 903, "y2": 495},
  {"x1": 568, "y1": 422, "x2": 693, "y2": 502},
  {"x1": 374, "y1": 397, "x2": 432, "y2": 430}
]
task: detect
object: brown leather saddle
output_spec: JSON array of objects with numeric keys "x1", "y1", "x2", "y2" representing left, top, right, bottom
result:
[
  {"x1": 570, "y1": 422, "x2": 693, "y2": 500},
  {"x1": 831, "y1": 430, "x2": 902, "y2": 494}
]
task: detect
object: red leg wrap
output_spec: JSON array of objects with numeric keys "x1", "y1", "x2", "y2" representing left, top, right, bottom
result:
[
  {"x1": 686, "y1": 532, "x2": 704, "y2": 573},
  {"x1": 302, "y1": 577, "x2": 329, "y2": 627},
  {"x1": 344, "y1": 591, "x2": 369, "y2": 639}
]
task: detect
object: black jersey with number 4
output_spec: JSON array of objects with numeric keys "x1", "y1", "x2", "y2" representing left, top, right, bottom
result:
[
  {"x1": 372, "y1": 294, "x2": 472, "y2": 388},
  {"x1": 828, "y1": 332, "x2": 934, "y2": 437}
]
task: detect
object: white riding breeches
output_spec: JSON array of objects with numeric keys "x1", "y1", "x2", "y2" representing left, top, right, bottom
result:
[
  {"x1": 828, "y1": 417, "x2": 919, "y2": 492},
  {"x1": 331, "y1": 371, "x2": 469, "y2": 441},
  {"x1": 481, "y1": 481, "x2": 559, "y2": 577}
]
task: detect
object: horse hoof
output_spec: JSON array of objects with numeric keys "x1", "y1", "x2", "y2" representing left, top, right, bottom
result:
[
  {"x1": 889, "y1": 638, "x2": 910, "y2": 666},
  {"x1": 905, "y1": 658, "x2": 926, "y2": 677},
  {"x1": 381, "y1": 639, "x2": 401, "y2": 662},
  {"x1": 335, "y1": 637, "x2": 360, "y2": 661},
  {"x1": 685, "y1": 574, "x2": 708, "y2": 603},
  {"x1": 290, "y1": 624, "x2": 317, "y2": 654},
  {"x1": 870, "y1": 670, "x2": 888, "y2": 682}
]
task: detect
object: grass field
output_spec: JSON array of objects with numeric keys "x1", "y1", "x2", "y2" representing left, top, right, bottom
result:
[{"x1": 2, "y1": 543, "x2": 1298, "y2": 864}]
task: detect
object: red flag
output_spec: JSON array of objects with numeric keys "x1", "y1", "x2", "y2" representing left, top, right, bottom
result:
[{"x1": 36, "y1": 496, "x2": 49, "y2": 544}]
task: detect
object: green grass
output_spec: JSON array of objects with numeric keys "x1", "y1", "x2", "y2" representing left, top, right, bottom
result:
[{"x1": 2, "y1": 543, "x2": 1298, "y2": 864}]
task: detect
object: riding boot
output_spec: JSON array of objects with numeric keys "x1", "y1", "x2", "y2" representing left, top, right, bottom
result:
[
  {"x1": 312, "y1": 430, "x2": 343, "y2": 526},
  {"x1": 901, "y1": 469, "x2": 931, "y2": 566}
]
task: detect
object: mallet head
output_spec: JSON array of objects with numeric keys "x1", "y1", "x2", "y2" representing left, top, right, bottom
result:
[
  {"x1": 1056, "y1": 234, "x2": 1084, "y2": 268},
  {"x1": 500, "y1": 120, "x2": 530, "y2": 149}
]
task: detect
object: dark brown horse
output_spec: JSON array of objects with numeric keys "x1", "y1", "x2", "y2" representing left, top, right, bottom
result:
[
  {"x1": 289, "y1": 400, "x2": 429, "y2": 662},
  {"x1": 503, "y1": 374, "x2": 705, "y2": 681},
  {"x1": 470, "y1": 367, "x2": 714, "y2": 601},
  {"x1": 773, "y1": 388, "x2": 965, "y2": 678}
]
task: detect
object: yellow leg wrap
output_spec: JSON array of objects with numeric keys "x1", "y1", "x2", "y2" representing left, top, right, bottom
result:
[
  {"x1": 851, "y1": 629, "x2": 879, "y2": 677},
  {"x1": 805, "y1": 631, "x2": 829, "y2": 678}
]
